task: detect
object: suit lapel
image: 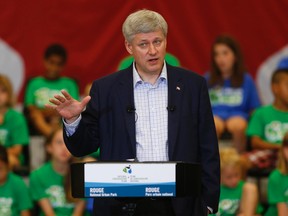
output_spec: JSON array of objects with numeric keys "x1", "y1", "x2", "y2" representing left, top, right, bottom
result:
[
  {"x1": 116, "y1": 66, "x2": 137, "y2": 156},
  {"x1": 115, "y1": 64, "x2": 184, "y2": 160},
  {"x1": 167, "y1": 65, "x2": 184, "y2": 159}
]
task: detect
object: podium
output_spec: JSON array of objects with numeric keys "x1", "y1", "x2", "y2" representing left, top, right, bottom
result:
[{"x1": 71, "y1": 162, "x2": 201, "y2": 198}]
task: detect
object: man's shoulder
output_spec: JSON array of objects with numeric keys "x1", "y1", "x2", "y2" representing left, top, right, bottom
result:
[
  {"x1": 92, "y1": 64, "x2": 205, "y2": 86},
  {"x1": 93, "y1": 67, "x2": 132, "y2": 85},
  {"x1": 167, "y1": 64, "x2": 205, "y2": 83},
  {"x1": 167, "y1": 64, "x2": 204, "y2": 79}
]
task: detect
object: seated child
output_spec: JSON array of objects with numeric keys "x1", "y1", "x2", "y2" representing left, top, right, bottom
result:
[
  {"x1": 213, "y1": 147, "x2": 262, "y2": 215},
  {"x1": 246, "y1": 57, "x2": 288, "y2": 168},
  {"x1": 206, "y1": 35, "x2": 260, "y2": 153},
  {"x1": 29, "y1": 127, "x2": 86, "y2": 215},
  {"x1": 24, "y1": 44, "x2": 79, "y2": 137},
  {"x1": 0, "y1": 74, "x2": 29, "y2": 168},
  {"x1": 265, "y1": 132, "x2": 288, "y2": 216},
  {"x1": 0, "y1": 145, "x2": 32, "y2": 215}
]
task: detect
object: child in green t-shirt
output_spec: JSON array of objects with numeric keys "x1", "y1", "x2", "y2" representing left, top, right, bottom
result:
[
  {"x1": 247, "y1": 57, "x2": 288, "y2": 151},
  {"x1": 24, "y1": 44, "x2": 79, "y2": 137},
  {"x1": 0, "y1": 75, "x2": 29, "y2": 169},
  {"x1": 246, "y1": 57, "x2": 288, "y2": 168},
  {"x1": 265, "y1": 132, "x2": 288, "y2": 216},
  {"x1": 29, "y1": 127, "x2": 86, "y2": 216},
  {"x1": 0, "y1": 145, "x2": 32, "y2": 215},
  {"x1": 213, "y1": 147, "x2": 261, "y2": 216}
]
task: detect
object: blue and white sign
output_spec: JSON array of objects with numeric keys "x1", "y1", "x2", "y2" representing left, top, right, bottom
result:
[{"x1": 84, "y1": 163, "x2": 176, "y2": 197}]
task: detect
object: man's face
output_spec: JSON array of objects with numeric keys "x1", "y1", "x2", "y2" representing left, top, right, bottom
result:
[
  {"x1": 125, "y1": 30, "x2": 167, "y2": 76},
  {"x1": 43, "y1": 54, "x2": 65, "y2": 80}
]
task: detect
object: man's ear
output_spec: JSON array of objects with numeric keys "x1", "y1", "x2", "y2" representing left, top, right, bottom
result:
[{"x1": 125, "y1": 40, "x2": 133, "y2": 55}]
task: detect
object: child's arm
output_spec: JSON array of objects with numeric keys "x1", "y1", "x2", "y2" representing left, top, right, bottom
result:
[
  {"x1": 7, "y1": 145, "x2": 22, "y2": 156},
  {"x1": 27, "y1": 105, "x2": 53, "y2": 137},
  {"x1": 239, "y1": 182, "x2": 258, "y2": 215},
  {"x1": 277, "y1": 203, "x2": 288, "y2": 216},
  {"x1": 72, "y1": 200, "x2": 86, "y2": 216},
  {"x1": 251, "y1": 136, "x2": 281, "y2": 150},
  {"x1": 38, "y1": 199, "x2": 56, "y2": 216},
  {"x1": 7, "y1": 145, "x2": 22, "y2": 167},
  {"x1": 20, "y1": 210, "x2": 31, "y2": 216}
]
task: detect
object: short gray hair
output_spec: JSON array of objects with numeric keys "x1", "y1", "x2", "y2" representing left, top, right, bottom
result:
[{"x1": 122, "y1": 9, "x2": 168, "y2": 43}]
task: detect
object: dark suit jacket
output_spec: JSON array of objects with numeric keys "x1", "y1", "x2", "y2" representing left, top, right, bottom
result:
[{"x1": 64, "y1": 64, "x2": 220, "y2": 215}]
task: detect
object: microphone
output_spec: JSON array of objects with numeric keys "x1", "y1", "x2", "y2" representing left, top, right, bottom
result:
[
  {"x1": 127, "y1": 105, "x2": 136, "y2": 113},
  {"x1": 167, "y1": 105, "x2": 176, "y2": 112}
]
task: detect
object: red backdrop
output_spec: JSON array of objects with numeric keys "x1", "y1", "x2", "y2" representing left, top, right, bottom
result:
[{"x1": 0, "y1": 0, "x2": 287, "y2": 100}]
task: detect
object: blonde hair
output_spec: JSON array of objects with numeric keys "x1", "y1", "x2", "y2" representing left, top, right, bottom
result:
[
  {"x1": 220, "y1": 147, "x2": 242, "y2": 172},
  {"x1": 0, "y1": 74, "x2": 15, "y2": 107},
  {"x1": 122, "y1": 9, "x2": 168, "y2": 43},
  {"x1": 278, "y1": 132, "x2": 288, "y2": 174}
]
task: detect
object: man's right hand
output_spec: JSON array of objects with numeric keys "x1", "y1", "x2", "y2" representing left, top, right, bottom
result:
[{"x1": 45, "y1": 90, "x2": 91, "y2": 124}]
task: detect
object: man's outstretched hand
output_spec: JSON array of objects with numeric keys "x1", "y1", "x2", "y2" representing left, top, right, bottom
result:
[{"x1": 45, "y1": 90, "x2": 91, "y2": 124}]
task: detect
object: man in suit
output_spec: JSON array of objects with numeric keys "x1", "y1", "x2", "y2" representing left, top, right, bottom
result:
[{"x1": 47, "y1": 9, "x2": 220, "y2": 216}]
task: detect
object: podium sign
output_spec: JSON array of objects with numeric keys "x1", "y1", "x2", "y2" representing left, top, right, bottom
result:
[
  {"x1": 85, "y1": 163, "x2": 176, "y2": 197},
  {"x1": 71, "y1": 162, "x2": 201, "y2": 198}
]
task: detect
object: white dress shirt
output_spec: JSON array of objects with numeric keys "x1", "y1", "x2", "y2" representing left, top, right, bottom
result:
[{"x1": 133, "y1": 63, "x2": 168, "y2": 162}]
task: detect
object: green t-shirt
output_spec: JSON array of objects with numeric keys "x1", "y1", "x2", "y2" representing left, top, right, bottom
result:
[
  {"x1": 212, "y1": 181, "x2": 262, "y2": 216},
  {"x1": 246, "y1": 105, "x2": 288, "y2": 145},
  {"x1": 212, "y1": 181, "x2": 244, "y2": 216},
  {"x1": 29, "y1": 161, "x2": 76, "y2": 216},
  {"x1": 0, "y1": 172, "x2": 33, "y2": 216},
  {"x1": 265, "y1": 169, "x2": 288, "y2": 216},
  {"x1": 24, "y1": 76, "x2": 79, "y2": 108},
  {"x1": 0, "y1": 108, "x2": 29, "y2": 148}
]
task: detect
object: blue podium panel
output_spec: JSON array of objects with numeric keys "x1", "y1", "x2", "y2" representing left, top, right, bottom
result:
[
  {"x1": 85, "y1": 163, "x2": 176, "y2": 197},
  {"x1": 71, "y1": 162, "x2": 201, "y2": 198}
]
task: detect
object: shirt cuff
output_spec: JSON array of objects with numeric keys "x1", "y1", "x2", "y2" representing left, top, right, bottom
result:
[
  {"x1": 63, "y1": 115, "x2": 82, "y2": 136},
  {"x1": 207, "y1": 206, "x2": 213, "y2": 214}
]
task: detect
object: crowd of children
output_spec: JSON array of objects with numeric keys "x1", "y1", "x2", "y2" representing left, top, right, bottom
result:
[
  {"x1": 0, "y1": 37, "x2": 288, "y2": 215},
  {"x1": 206, "y1": 35, "x2": 288, "y2": 215}
]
